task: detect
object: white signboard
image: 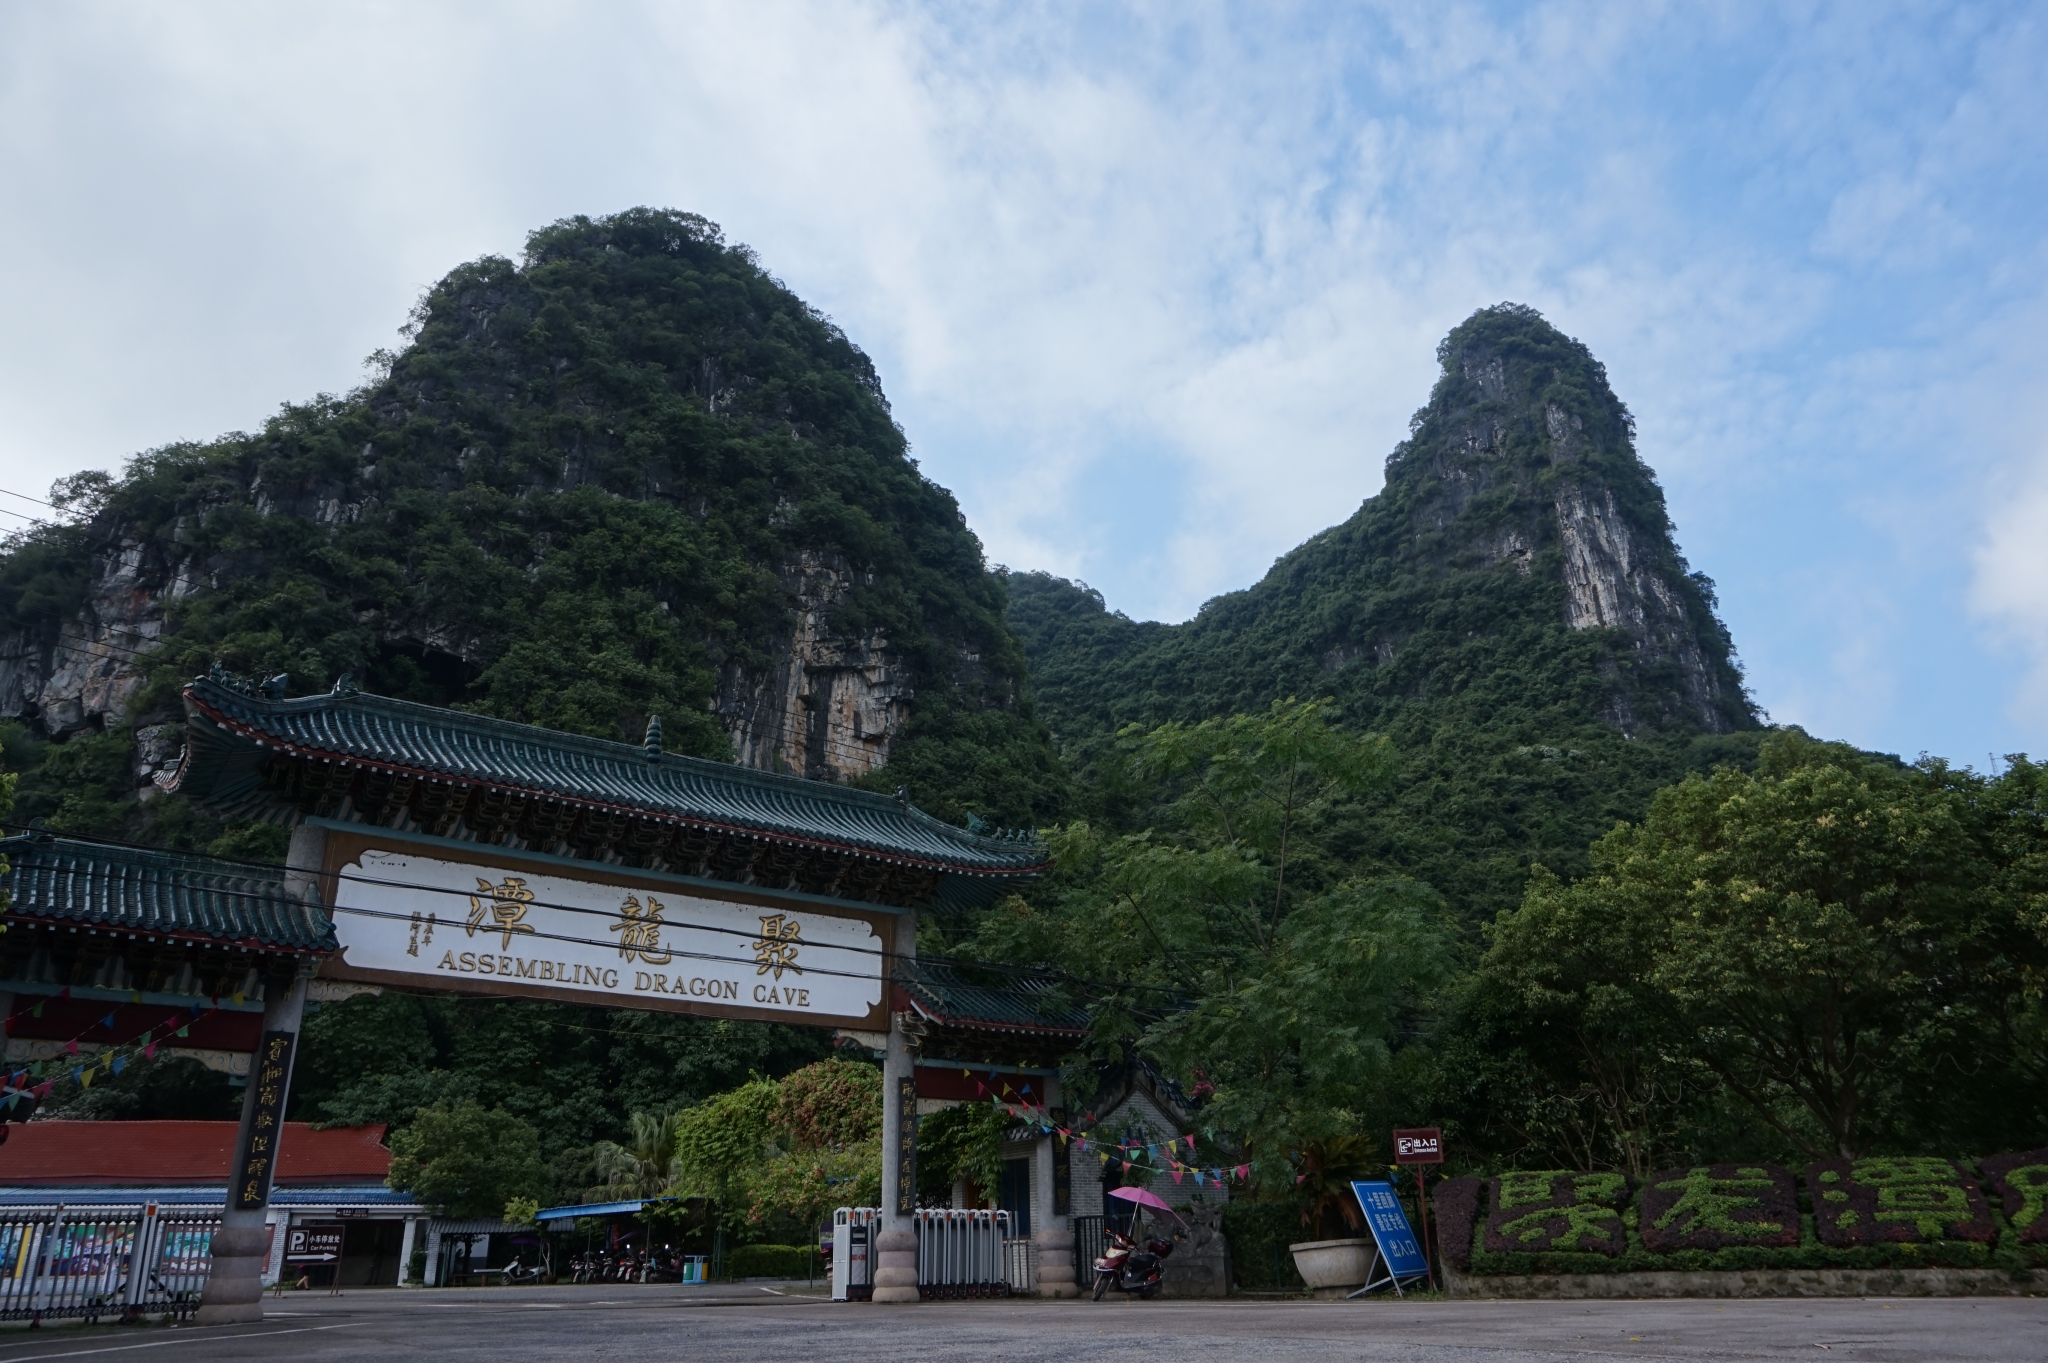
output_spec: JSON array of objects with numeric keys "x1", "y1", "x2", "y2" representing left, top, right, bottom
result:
[{"x1": 329, "y1": 848, "x2": 886, "y2": 1025}]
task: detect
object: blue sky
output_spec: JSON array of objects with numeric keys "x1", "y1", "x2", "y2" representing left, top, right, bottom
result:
[{"x1": 2, "y1": 2, "x2": 2044, "y2": 765}]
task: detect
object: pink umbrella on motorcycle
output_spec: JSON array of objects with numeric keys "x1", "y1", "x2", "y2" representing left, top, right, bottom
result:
[{"x1": 1105, "y1": 1185, "x2": 1188, "y2": 1227}]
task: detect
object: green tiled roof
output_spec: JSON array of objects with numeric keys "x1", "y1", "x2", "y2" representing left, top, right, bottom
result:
[
  {"x1": 168, "y1": 677, "x2": 1048, "y2": 880},
  {"x1": 0, "y1": 835, "x2": 338, "y2": 954},
  {"x1": 898, "y1": 959, "x2": 1091, "y2": 1036}
]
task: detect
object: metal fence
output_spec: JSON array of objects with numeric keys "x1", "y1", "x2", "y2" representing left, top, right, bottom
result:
[
  {"x1": 0, "y1": 1205, "x2": 220, "y2": 1324},
  {"x1": 913, "y1": 1209, "x2": 1011, "y2": 1299},
  {"x1": 833, "y1": 1208, "x2": 1022, "y2": 1300},
  {"x1": 1072, "y1": 1214, "x2": 1104, "y2": 1284},
  {"x1": 1001, "y1": 1237, "x2": 1036, "y2": 1294}
]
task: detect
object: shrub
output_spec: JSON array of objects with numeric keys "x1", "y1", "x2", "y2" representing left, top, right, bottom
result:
[
  {"x1": 1805, "y1": 1158, "x2": 1994, "y2": 1248},
  {"x1": 1638, "y1": 1165, "x2": 1798, "y2": 1253},
  {"x1": 1432, "y1": 1176, "x2": 1482, "y2": 1274},
  {"x1": 724, "y1": 1244, "x2": 816, "y2": 1280},
  {"x1": 1484, "y1": 1171, "x2": 1628, "y2": 1256},
  {"x1": 1978, "y1": 1148, "x2": 2048, "y2": 1246}
]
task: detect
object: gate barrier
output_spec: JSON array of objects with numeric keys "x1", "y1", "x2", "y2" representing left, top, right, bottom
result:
[
  {"x1": 831, "y1": 1209, "x2": 1025, "y2": 1300},
  {"x1": 1072, "y1": 1214, "x2": 1104, "y2": 1285},
  {"x1": 0, "y1": 1205, "x2": 220, "y2": 1324}
]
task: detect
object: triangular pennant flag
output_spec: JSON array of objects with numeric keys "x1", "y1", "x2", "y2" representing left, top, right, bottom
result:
[
  {"x1": 57, "y1": 987, "x2": 70, "y2": 1000},
  {"x1": 31, "y1": 1002, "x2": 43, "y2": 1018},
  {"x1": 1186, "y1": 1135, "x2": 1197, "y2": 1153},
  {"x1": 143, "y1": 1043, "x2": 156, "y2": 1061},
  {"x1": 1171, "y1": 1169, "x2": 1183, "y2": 1184},
  {"x1": 78, "y1": 1068, "x2": 92, "y2": 1089},
  {"x1": 130, "y1": 991, "x2": 143, "y2": 1004},
  {"x1": 112, "y1": 1056, "x2": 126, "y2": 1076},
  {"x1": 176, "y1": 1026, "x2": 189, "y2": 1038},
  {"x1": 64, "y1": 1040, "x2": 78, "y2": 1056},
  {"x1": 100, "y1": 1013, "x2": 116, "y2": 1029}
]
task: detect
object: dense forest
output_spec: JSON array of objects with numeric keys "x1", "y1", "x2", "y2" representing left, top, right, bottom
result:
[{"x1": 0, "y1": 214, "x2": 2041, "y2": 1236}]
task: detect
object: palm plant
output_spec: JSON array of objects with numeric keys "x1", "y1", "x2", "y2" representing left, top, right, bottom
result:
[
  {"x1": 1290, "y1": 1134, "x2": 1378, "y2": 1240},
  {"x1": 589, "y1": 1109, "x2": 685, "y2": 1201}
]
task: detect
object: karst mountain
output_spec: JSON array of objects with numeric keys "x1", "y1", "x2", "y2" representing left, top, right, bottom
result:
[{"x1": 0, "y1": 215, "x2": 1757, "y2": 920}]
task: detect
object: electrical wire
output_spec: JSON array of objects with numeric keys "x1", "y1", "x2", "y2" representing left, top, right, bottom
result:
[{"x1": 0, "y1": 819, "x2": 1184, "y2": 1006}]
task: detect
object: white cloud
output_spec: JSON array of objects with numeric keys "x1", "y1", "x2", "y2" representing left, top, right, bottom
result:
[{"x1": 0, "y1": 0, "x2": 2044, "y2": 760}]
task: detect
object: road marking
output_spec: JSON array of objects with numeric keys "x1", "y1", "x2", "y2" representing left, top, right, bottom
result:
[{"x1": 0, "y1": 1321, "x2": 372, "y2": 1362}]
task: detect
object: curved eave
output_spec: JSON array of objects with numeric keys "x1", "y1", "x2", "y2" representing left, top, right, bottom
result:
[
  {"x1": 1, "y1": 913, "x2": 332, "y2": 959},
  {"x1": 904, "y1": 998, "x2": 1090, "y2": 1040},
  {"x1": 180, "y1": 689, "x2": 1051, "y2": 890}
]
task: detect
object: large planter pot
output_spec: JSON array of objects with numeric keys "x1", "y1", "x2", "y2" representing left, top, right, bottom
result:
[{"x1": 1288, "y1": 1237, "x2": 1376, "y2": 1294}]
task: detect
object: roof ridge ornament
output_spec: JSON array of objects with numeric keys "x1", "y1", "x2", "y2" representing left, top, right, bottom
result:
[
  {"x1": 331, "y1": 672, "x2": 359, "y2": 697},
  {"x1": 643, "y1": 714, "x2": 663, "y2": 759}
]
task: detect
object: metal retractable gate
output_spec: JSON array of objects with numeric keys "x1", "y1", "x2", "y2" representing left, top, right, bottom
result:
[
  {"x1": 914, "y1": 1209, "x2": 1011, "y2": 1299},
  {"x1": 0, "y1": 1205, "x2": 220, "y2": 1324},
  {"x1": 832, "y1": 1208, "x2": 1026, "y2": 1300}
]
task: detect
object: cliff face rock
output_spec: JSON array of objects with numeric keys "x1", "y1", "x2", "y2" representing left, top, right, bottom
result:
[
  {"x1": 1394, "y1": 318, "x2": 1744, "y2": 734},
  {"x1": 1005, "y1": 303, "x2": 1758, "y2": 922},
  {"x1": 718, "y1": 551, "x2": 915, "y2": 781},
  {"x1": 0, "y1": 208, "x2": 1054, "y2": 825}
]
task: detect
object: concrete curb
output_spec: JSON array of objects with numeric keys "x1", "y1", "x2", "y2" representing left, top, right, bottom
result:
[{"x1": 1442, "y1": 1264, "x2": 2048, "y2": 1299}]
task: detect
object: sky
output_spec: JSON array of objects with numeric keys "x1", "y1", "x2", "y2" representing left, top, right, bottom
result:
[{"x1": 1, "y1": 1, "x2": 2044, "y2": 766}]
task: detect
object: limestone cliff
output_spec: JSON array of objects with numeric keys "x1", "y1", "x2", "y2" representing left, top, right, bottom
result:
[
  {"x1": 1005, "y1": 303, "x2": 1759, "y2": 923},
  {"x1": 0, "y1": 208, "x2": 1060, "y2": 827}
]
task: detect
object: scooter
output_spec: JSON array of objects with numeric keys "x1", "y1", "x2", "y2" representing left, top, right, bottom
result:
[{"x1": 1091, "y1": 1226, "x2": 1180, "y2": 1300}]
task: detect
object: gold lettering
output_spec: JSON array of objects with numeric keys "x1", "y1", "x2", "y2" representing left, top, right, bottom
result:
[
  {"x1": 652, "y1": 974, "x2": 670, "y2": 994},
  {"x1": 602, "y1": 969, "x2": 619, "y2": 988},
  {"x1": 438, "y1": 951, "x2": 459, "y2": 971},
  {"x1": 634, "y1": 972, "x2": 650, "y2": 991},
  {"x1": 754, "y1": 983, "x2": 768, "y2": 1003},
  {"x1": 516, "y1": 958, "x2": 535, "y2": 979},
  {"x1": 465, "y1": 876, "x2": 538, "y2": 949},
  {"x1": 611, "y1": 894, "x2": 675, "y2": 965},
  {"x1": 751, "y1": 915, "x2": 803, "y2": 979},
  {"x1": 459, "y1": 952, "x2": 478, "y2": 972},
  {"x1": 539, "y1": 960, "x2": 554, "y2": 980},
  {"x1": 479, "y1": 955, "x2": 496, "y2": 975}
]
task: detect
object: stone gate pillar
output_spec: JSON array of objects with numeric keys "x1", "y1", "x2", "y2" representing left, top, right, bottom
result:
[
  {"x1": 193, "y1": 965, "x2": 310, "y2": 1323},
  {"x1": 872, "y1": 910, "x2": 920, "y2": 1304},
  {"x1": 195, "y1": 823, "x2": 327, "y2": 1324},
  {"x1": 1032, "y1": 1076, "x2": 1078, "y2": 1297}
]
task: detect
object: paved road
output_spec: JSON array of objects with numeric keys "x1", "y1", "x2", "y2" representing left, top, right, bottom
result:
[{"x1": 0, "y1": 1284, "x2": 2042, "y2": 1362}]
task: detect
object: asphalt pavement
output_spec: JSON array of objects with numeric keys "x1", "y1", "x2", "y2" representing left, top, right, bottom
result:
[{"x1": 0, "y1": 1283, "x2": 2041, "y2": 1362}]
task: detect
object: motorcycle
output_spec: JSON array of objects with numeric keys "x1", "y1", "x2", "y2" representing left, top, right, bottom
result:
[{"x1": 1091, "y1": 1225, "x2": 1180, "y2": 1300}]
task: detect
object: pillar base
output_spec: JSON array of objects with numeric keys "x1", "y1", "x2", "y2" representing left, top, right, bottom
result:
[
  {"x1": 872, "y1": 1228, "x2": 919, "y2": 1304},
  {"x1": 1034, "y1": 1227, "x2": 1078, "y2": 1297},
  {"x1": 192, "y1": 1301, "x2": 264, "y2": 1325}
]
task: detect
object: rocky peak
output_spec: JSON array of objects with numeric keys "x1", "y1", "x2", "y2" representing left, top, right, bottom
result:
[{"x1": 1378, "y1": 303, "x2": 1749, "y2": 734}]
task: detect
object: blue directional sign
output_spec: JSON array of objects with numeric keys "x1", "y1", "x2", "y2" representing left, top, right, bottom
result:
[{"x1": 1351, "y1": 1180, "x2": 1429, "y2": 1280}]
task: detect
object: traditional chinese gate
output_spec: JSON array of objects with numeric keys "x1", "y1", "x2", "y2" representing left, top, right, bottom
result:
[{"x1": 145, "y1": 672, "x2": 1049, "y2": 1320}]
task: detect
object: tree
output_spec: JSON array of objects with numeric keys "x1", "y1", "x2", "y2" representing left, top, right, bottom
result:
[
  {"x1": 964, "y1": 699, "x2": 1448, "y2": 1179},
  {"x1": 386, "y1": 1101, "x2": 546, "y2": 1218},
  {"x1": 1491, "y1": 736, "x2": 2038, "y2": 1159},
  {"x1": 589, "y1": 1109, "x2": 684, "y2": 1201}
]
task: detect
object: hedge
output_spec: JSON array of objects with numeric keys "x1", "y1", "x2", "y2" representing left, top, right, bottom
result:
[
  {"x1": 724, "y1": 1244, "x2": 818, "y2": 1279},
  {"x1": 1484, "y1": 1171, "x2": 1628, "y2": 1256},
  {"x1": 1976, "y1": 1149, "x2": 2048, "y2": 1247},
  {"x1": 1452, "y1": 1151, "x2": 2048, "y2": 1279},
  {"x1": 1639, "y1": 1165, "x2": 1799, "y2": 1253}
]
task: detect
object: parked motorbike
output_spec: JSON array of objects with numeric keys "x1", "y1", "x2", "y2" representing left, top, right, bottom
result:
[{"x1": 1091, "y1": 1227, "x2": 1180, "y2": 1300}]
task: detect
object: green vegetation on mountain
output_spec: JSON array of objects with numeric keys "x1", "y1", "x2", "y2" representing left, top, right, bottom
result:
[
  {"x1": 1006, "y1": 304, "x2": 1763, "y2": 926},
  {"x1": 0, "y1": 207, "x2": 1063, "y2": 839}
]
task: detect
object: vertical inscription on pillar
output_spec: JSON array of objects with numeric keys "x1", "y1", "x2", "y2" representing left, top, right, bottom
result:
[
  {"x1": 1051, "y1": 1107, "x2": 1071, "y2": 1217},
  {"x1": 235, "y1": 1031, "x2": 295, "y2": 1211},
  {"x1": 894, "y1": 1075, "x2": 917, "y2": 1216}
]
